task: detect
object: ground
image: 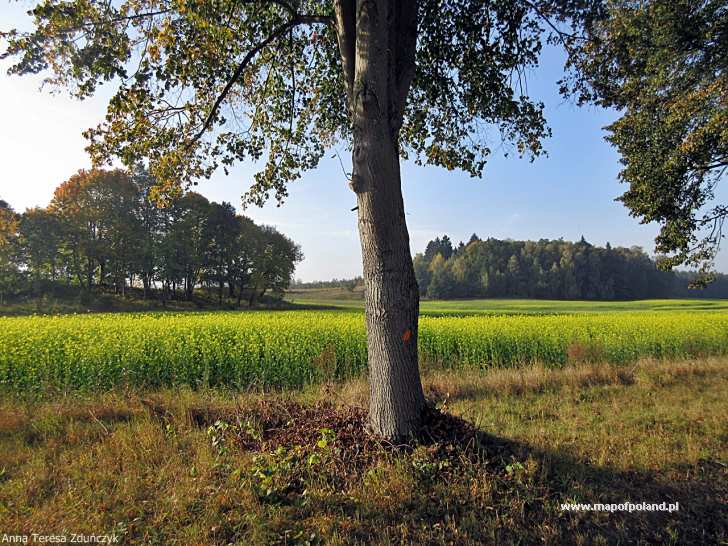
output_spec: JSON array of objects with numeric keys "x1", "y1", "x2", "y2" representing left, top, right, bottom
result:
[
  {"x1": 0, "y1": 287, "x2": 297, "y2": 317},
  {"x1": 1, "y1": 357, "x2": 726, "y2": 544},
  {"x1": 286, "y1": 287, "x2": 728, "y2": 315},
  {"x1": 5, "y1": 286, "x2": 728, "y2": 318}
]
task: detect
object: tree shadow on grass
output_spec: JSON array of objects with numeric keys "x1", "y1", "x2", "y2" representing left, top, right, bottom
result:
[
  {"x1": 183, "y1": 399, "x2": 727, "y2": 544},
  {"x1": 464, "y1": 428, "x2": 726, "y2": 545}
]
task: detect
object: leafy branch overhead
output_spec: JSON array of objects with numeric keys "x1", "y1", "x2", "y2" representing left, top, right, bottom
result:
[
  {"x1": 562, "y1": 0, "x2": 728, "y2": 279},
  {"x1": 5, "y1": 0, "x2": 722, "y2": 277},
  {"x1": 1, "y1": 0, "x2": 579, "y2": 205}
]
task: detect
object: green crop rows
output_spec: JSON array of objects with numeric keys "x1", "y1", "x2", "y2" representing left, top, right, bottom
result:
[{"x1": 1, "y1": 311, "x2": 726, "y2": 391}]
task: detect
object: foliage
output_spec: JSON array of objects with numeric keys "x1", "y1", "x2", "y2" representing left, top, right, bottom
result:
[
  {"x1": 0, "y1": 170, "x2": 302, "y2": 303},
  {"x1": 0, "y1": 200, "x2": 21, "y2": 304},
  {"x1": 563, "y1": 0, "x2": 728, "y2": 279},
  {"x1": 414, "y1": 234, "x2": 728, "y2": 300},
  {"x1": 1, "y1": 309, "x2": 727, "y2": 392},
  {"x1": 0, "y1": 1, "x2": 603, "y2": 204}
]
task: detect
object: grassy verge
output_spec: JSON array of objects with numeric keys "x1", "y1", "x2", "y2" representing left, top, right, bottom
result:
[
  {"x1": 1, "y1": 358, "x2": 726, "y2": 544},
  {"x1": 285, "y1": 288, "x2": 728, "y2": 315}
]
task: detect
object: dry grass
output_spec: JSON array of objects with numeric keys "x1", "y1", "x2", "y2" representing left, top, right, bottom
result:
[
  {"x1": 317, "y1": 356, "x2": 726, "y2": 409},
  {"x1": 423, "y1": 356, "x2": 726, "y2": 400},
  {"x1": 0, "y1": 357, "x2": 726, "y2": 544}
]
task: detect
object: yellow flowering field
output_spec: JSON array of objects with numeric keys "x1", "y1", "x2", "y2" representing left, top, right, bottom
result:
[{"x1": 0, "y1": 311, "x2": 726, "y2": 391}]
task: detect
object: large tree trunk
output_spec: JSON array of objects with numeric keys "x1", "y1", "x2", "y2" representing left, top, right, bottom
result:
[
  {"x1": 335, "y1": 0, "x2": 425, "y2": 440},
  {"x1": 356, "y1": 134, "x2": 425, "y2": 440}
]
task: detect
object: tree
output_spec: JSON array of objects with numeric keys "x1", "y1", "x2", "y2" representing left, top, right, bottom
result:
[
  {"x1": 49, "y1": 170, "x2": 105, "y2": 289},
  {"x1": 424, "y1": 236, "x2": 454, "y2": 263},
  {"x1": 426, "y1": 253, "x2": 454, "y2": 299},
  {"x1": 0, "y1": 200, "x2": 21, "y2": 304},
  {"x1": 18, "y1": 207, "x2": 63, "y2": 292},
  {"x1": 249, "y1": 225, "x2": 303, "y2": 305},
  {"x1": 132, "y1": 169, "x2": 165, "y2": 298},
  {"x1": 2, "y1": 0, "x2": 602, "y2": 439},
  {"x1": 563, "y1": 0, "x2": 728, "y2": 282},
  {"x1": 412, "y1": 253, "x2": 431, "y2": 296},
  {"x1": 229, "y1": 216, "x2": 263, "y2": 307},
  {"x1": 100, "y1": 172, "x2": 143, "y2": 295},
  {"x1": 49, "y1": 169, "x2": 139, "y2": 291},
  {"x1": 204, "y1": 202, "x2": 240, "y2": 305},
  {"x1": 161, "y1": 192, "x2": 211, "y2": 300}
]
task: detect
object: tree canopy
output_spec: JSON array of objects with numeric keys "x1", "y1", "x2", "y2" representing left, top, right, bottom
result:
[
  {"x1": 414, "y1": 234, "x2": 728, "y2": 300},
  {"x1": 0, "y1": 170, "x2": 302, "y2": 304},
  {"x1": 1, "y1": 0, "x2": 601, "y2": 204},
  {"x1": 563, "y1": 0, "x2": 728, "y2": 280}
]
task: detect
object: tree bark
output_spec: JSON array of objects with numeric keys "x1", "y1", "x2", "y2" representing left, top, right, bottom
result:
[
  {"x1": 335, "y1": 0, "x2": 425, "y2": 440},
  {"x1": 237, "y1": 281, "x2": 244, "y2": 307},
  {"x1": 86, "y1": 258, "x2": 94, "y2": 290},
  {"x1": 227, "y1": 271, "x2": 235, "y2": 299}
]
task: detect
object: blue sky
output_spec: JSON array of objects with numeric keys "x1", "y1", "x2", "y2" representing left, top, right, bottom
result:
[{"x1": 2, "y1": 3, "x2": 726, "y2": 281}]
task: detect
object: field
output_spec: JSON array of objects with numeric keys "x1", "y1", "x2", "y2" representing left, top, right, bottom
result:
[
  {"x1": 1, "y1": 304, "x2": 728, "y2": 392},
  {"x1": 1, "y1": 298, "x2": 727, "y2": 543},
  {"x1": 286, "y1": 287, "x2": 728, "y2": 314},
  {"x1": 1, "y1": 357, "x2": 726, "y2": 543}
]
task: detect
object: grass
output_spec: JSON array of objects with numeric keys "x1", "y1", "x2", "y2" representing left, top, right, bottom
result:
[
  {"x1": 5, "y1": 287, "x2": 728, "y2": 318},
  {"x1": 1, "y1": 357, "x2": 726, "y2": 544},
  {"x1": 0, "y1": 288, "x2": 305, "y2": 317},
  {"x1": 287, "y1": 288, "x2": 728, "y2": 315}
]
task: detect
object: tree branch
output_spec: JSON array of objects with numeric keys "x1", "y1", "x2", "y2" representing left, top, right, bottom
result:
[
  {"x1": 701, "y1": 160, "x2": 728, "y2": 171},
  {"x1": 297, "y1": 15, "x2": 333, "y2": 25},
  {"x1": 392, "y1": 0, "x2": 418, "y2": 127},
  {"x1": 333, "y1": 0, "x2": 356, "y2": 108},
  {"x1": 188, "y1": 13, "x2": 330, "y2": 147},
  {"x1": 240, "y1": 0, "x2": 332, "y2": 24},
  {"x1": 520, "y1": 0, "x2": 588, "y2": 50},
  {"x1": 116, "y1": 9, "x2": 171, "y2": 22}
]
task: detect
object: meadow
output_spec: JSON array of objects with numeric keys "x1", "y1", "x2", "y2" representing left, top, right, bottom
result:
[
  {"x1": 287, "y1": 287, "x2": 728, "y2": 314},
  {"x1": 1, "y1": 357, "x2": 726, "y2": 543},
  {"x1": 1, "y1": 299, "x2": 727, "y2": 543},
  {"x1": 1, "y1": 301, "x2": 727, "y2": 392}
]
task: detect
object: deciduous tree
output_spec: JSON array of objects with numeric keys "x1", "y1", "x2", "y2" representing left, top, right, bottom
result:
[
  {"x1": 18, "y1": 207, "x2": 62, "y2": 290},
  {"x1": 0, "y1": 200, "x2": 21, "y2": 304},
  {"x1": 563, "y1": 0, "x2": 728, "y2": 282},
  {"x1": 2, "y1": 0, "x2": 602, "y2": 439}
]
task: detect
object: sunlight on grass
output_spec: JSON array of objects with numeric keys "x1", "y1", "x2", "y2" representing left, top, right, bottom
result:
[{"x1": 0, "y1": 357, "x2": 725, "y2": 544}]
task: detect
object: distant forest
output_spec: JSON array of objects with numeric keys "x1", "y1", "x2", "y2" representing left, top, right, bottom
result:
[
  {"x1": 291, "y1": 277, "x2": 363, "y2": 290},
  {"x1": 0, "y1": 169, "x2": 302, "y2": 305},
  {"x1": 414, "y1": 235, "x2": 728, "y2": 300}
]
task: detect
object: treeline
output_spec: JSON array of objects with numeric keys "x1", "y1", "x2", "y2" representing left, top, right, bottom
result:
[
  {"x1": 290, "y1": 277, "x2": 363, "y2": 290},
  {"x1": 0, "y1": 169, "x2": 302, "y2": 305},
  {"x1": 414, "y1": 235, "x2": 728, "y2": 300}
]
